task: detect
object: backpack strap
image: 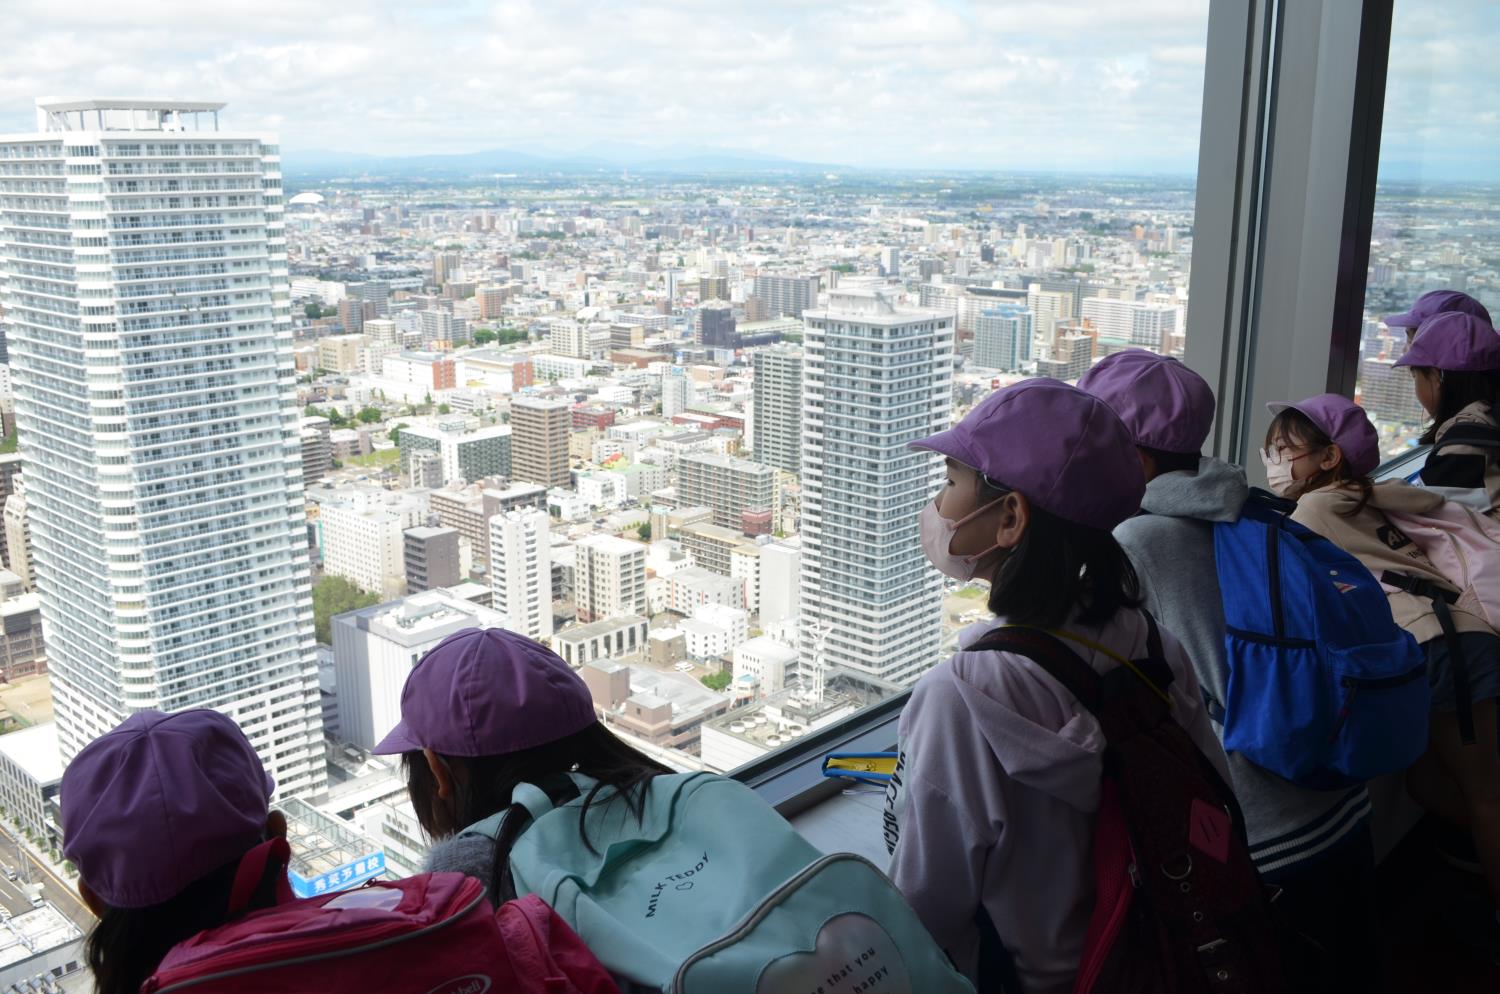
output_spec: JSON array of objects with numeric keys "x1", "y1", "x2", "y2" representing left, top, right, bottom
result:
[
  {"x1": 967, "y1": 627, "x2": 1105, "y2": 714},
  {"x1": 1432, "y1": 422, "x2": 1500, "y2": 458},
  {"x1": 1381, "y1": 570, "x2": 1475, "y2": 746}
]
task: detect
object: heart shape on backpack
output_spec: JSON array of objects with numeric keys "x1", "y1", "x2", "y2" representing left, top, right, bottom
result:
[{"x1": 755, "y1": 912, "x2": 913, "y2": 994}]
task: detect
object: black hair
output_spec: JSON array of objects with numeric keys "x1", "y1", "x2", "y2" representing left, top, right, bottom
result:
[
  {"x1": 978, "y1": 477, "x2": 1141, "y2": 630},
  {"x1": 85, "y1": 845, "x2": 286, "y2": 994},
  {"x1": 1263, "y1": 408, "x2": 1373, "y2": 515},
  {"x1": 1139, "y1": 445, "x2": 1200, "y2": 477},
  {"x1": 404, "y1": 721, "x2": 671, "y2": 903},
  {"x1": 1414, "y1": 368, "x2": 1500, "y2": 445}
]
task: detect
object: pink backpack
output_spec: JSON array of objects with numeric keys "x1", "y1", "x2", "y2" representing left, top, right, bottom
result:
[
  {"x1": 1381, "y1": 498, "x2": 1500, "y2": 744},
  {"x1": 140, "y1": 872, "x2": 620, "y2": 994}
]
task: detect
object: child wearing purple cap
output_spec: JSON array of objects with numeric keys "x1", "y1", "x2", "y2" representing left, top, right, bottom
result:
[
  {"x1": 1265, "y1": 396, "x2": 1500, "y2": 957},
  {"x1": 374, "y1": 628, "x2": 672, "y2": 904},
  {"x1": 1081, "y1": 351, "x2": 1381, "y2": 994},
  {"x1": 885, "y1": 379, "x2": 1230, "y2": 993},
  {"x1": 60, "y1": 710, "x2": 293, "y2": 994},
  {"x1": 1394, "y1": 311, "x2": 1500, "y2": 512},
  {"x1": 1383, "y1": 288, "x2": 1493, "y2": 345}
]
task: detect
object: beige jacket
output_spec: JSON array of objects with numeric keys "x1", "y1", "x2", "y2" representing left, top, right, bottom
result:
[
  {"x1": 1426, "y1": 401, "x2": 1500, "y2": 513},
  {"x1": 1290, "y1": 481, "x2": 1491, "y2": 645}
]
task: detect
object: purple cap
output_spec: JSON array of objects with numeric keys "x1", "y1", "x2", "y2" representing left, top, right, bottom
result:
[
  {"x1": 1382, "y1": 289, "x2": 1492, "y2": 330},
  {"x1": 1266, "y1": 394, "x2": 1380, "y2": 477},
  {"x1": 1077, "y1": 349, "x2": 1215, "y2": 455},
  {"x1": 372, "y1": 627, "x2": 597, "y2": 757},
  {"x1": 1392, "y1": 311, "x2": 1500, "y2": 373},
  {"x1": 61, "y1": 710, "x2": 274, "y2": 909},
  {"x1": 910, "y1": 378, "x2": 1145, "y2": 531}
]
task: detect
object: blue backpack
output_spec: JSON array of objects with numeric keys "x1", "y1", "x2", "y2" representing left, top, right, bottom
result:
[
  {"x1": 461, "y1": 772, "x2": 974, "y2": 994},
  {"x1": 1211, "y1": 490, "x2": 1428, "y2": 789}
]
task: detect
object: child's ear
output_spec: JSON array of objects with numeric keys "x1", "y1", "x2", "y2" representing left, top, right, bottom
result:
[
  {"x1": 1320, "y1": 444, "x2": 1345, "y2": 473},
  {"x1": 992, "y1": 491, "x2": 1030, "y2": 549}
]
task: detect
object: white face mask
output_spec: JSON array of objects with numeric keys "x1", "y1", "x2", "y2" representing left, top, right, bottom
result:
[
  {"x1": 919, "y1": 496, "x2": 1006, "y2": 581},
  {"x1": 1260, "y1": 447, "x2": 1297, "y2": 498}
]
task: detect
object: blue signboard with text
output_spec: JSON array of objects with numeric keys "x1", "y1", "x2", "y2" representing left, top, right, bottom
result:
[{"x1": 289, "y1": 851, "x2": 387, "y2": 898}]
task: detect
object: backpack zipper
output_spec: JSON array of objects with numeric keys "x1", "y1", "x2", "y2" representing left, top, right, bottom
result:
[
  {"x1": 148, "y1": 890, "x2": 488, "y2": 992},
  {"x1": 668, "y1": 851, "x2": 879, "y2": 994}
]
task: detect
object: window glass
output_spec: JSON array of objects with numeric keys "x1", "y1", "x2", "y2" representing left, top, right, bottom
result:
[{"x1": 1356, "y1": 0, "x2": 1500, "y2": 456}]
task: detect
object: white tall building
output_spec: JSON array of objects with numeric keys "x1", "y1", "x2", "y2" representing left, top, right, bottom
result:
[
  {"x1": 1080, "y1": 297, "x2": 1178, "y2": 352},
  {"x1": 751, "y1": 346, "x2": 802, "y2": 475},
  {"x1": 759, "y1": 540, "x2": 801, "y2": 626},
  {"x1": 973, "y1": 304, "x2": 1034, "y2": 372},
  {"x1": 0, "y1": 99, "x2": 326, "y2": 795},
  {"x1": 661, "y1": 367, "x2": 691, "y2": 417},
  {"x1": 800, "y1": 289, "x2": 951, "y2": 691},
  {"x1": 319, "y1": 491, "x2": 425, "y2": 599},
  {"x1": 331, "y1": 589, "x2": 511, "y2": 751},
  {"x1": 489, "y1": 509, "x2": 553, "y2": 641},
  {"x1": 574, "y1": 534, "x2": 647, "y2": 623}
]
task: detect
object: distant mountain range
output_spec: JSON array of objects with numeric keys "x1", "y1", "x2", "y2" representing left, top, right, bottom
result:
[{"x1": 281, "y1": 142, "x2": 843, "y2": 178}]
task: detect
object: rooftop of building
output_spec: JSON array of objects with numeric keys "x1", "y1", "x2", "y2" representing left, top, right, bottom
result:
[
  {"x1": 681, "y1": 521, "x2": 750, "y2": 544},
  {"x1": 337, "y1": 589, "x2": 505, "y2": 647},
  {"x1": 0, "y1": 723, "x2": 61, "y2": 786},
  {"x1": 576, "y1": 533, "x2": 646, "y2": 554},
  {"x1": 555, "y1": 614, "x2": 649, "y2": 643},
  {"x1": 704, "y1": 690, "x2": 858, "y2": 749},
  {"x1": 404, "y1": 525, "x2": 456, "y2": 540},
  {"x1": 0, "y1": 904, "x2": 82, "y2": 969},
  {"x1": 281, "y1": 797, "x2": 379, "y2": 881}
]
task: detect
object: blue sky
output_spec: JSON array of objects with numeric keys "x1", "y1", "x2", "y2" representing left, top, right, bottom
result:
[{"x1": 0, "y1": 0, "x2": 1493, "y2": 180}]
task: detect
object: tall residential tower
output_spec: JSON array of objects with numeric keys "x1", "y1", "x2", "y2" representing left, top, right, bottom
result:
[
  {"x1": 0, "y1": 99, "x2": 326, "y2": 796},
  {"x1": 800, "y1": 288, "x2": 952, "y2": 691}
]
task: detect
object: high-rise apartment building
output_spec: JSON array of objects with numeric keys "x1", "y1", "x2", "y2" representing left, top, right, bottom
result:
[
  {"x1": 751, "y1": 346, "x2": 803, "y2": 474},
  {"x1": 397, "y1": 420, "x2": 512, "y2": 485},
  {"x1": 698, "y1": 275, "x2": 729, "y2": 302},
  {"x1": 549, "y1": 320, "x2": 591, "y2": 359},
  {"x1": 973, "y1": 304, "x2": 1034, "y2": 372},
  {"x1": 489, "y1": 508, "x2": 553, "y2": 641},
  {"x1": 0, "y1": 99, "x2": 326, "y2": 795},
  {"x1": 2, "y1": 479, "x2": 31, "y2": 591},
  {"x1": 573, "y1": 535, "x2": 647, "y2": 623},
  {"x1": 318, "y1": 491, "x2": 425, "y2": 599},
  {"x1": 800, "y1": 288, "x2": 952, "y2": 691},
  {"x1": 754, "y1": 274, "x2": 820, "y2": 319},
  {"x1": 696, "y1": 305, "x2": 737, "y2": 349},
  {"x1": 403, "y1": 526, "x2": 461, "y2": 593},
  {"x1": 1080, "y1": 298, "x2": 1178, "y2": 352},
  {"x1": 510, "y1": 396, "x2": 572, "y2": 487},
  {"x1": 880, "y1": 247, "x2": 900, "y2": 278},
  {"x1": 432, "y1": 251, "x2": 462, "y2": 286},
  {"x1": 676, "y1": 451, "x2": 774, "y2": 532},
  {"x1": 661, "y1": 367, "x2": 691, "y2": 418}
]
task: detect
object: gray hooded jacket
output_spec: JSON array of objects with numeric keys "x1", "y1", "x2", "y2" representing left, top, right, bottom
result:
[{"x1": 1114, "y1": 457, "x2": 1371, "y2": 877}]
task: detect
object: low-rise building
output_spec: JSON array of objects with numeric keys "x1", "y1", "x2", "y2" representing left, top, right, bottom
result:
[
  {"x1": 0, "y1": 722, "x2": 61, "y2": 847},
  {"x1": 581, "y1": 662, "x2": 730, "y2": 754},
  {"x1": 554, "y1": 615, "x2": 650, "y2": 669}
]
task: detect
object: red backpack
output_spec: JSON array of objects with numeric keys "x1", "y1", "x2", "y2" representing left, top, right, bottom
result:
[
  {"x1": 967, "y1": 617, "x2": 1285, "y2": 994},
  {"x1": 141, "y1": 872, "x2": 619, "y2": 994}
]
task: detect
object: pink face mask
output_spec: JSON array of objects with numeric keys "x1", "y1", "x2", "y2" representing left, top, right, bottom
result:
[{"x1": 919, "y1": 496, "x2": 1006, "y2": 581}]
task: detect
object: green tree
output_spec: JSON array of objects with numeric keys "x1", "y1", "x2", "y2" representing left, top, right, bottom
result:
[
  {"x1": 472, "y1": 328, "x2": 497, "y2": 346},
  {"x1": 388, "y1": 422, "x2": 408, "y2": 444},
  {"x1": 636, "y1": 521, "x2": 652, "y2": 541},
  {"x1": 304, "y1": 404, "x2": 321, "y2": 418},
  {"x1": 424, "y1": 392, "x2": 434, "y2": 407},
  {"x1": 437, "y1": 403, "x2": 451, "y2": 415},
  {"x1": 313, "y1": 575, "x2": 380, "y2": 644},
  {"x1": 700, "y1": 671, "x2": 731, "y2": 692},
  {"x1": 304, "y1": 302, "x2": 322, "y2": 320},
  {"x1": 326, "y1": 408, "x2": 349, "y2": 428},
  {"x1": 356, "y1": 406, "x2": 383, "y2": 424}
]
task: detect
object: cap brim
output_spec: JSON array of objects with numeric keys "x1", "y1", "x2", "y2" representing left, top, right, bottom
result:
[
  {"x1": 371, "y1": 720, "x2": 421, "y2": 755},
  {"x1": 1266, "y1": 401, "x2": 1293, "y2": 416},
  {"x1": 1382, "y1": 311, "x2": 1419, "y2": 329},
  {"x1": 907, "y1": 426, "x2": 974, "y2": 465}
]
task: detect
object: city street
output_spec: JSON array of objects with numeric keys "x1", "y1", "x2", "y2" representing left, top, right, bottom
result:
[{"x1": 0, "y1": 827, "x2": 91, "y2": 933}]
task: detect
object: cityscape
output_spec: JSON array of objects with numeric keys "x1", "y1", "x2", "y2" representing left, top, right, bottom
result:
[{"x1": 0, "y1": 66, "x2": 1490, "y2": 988}]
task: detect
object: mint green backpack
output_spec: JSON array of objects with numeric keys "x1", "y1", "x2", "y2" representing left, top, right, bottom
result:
[{"x1": 460, "y1": 771, "x2": 974, "y2": 994}]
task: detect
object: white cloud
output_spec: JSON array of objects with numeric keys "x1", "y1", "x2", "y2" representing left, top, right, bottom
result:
[{"x1": 1, "y1": 0, "x2": 1226, "y2": 172}]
